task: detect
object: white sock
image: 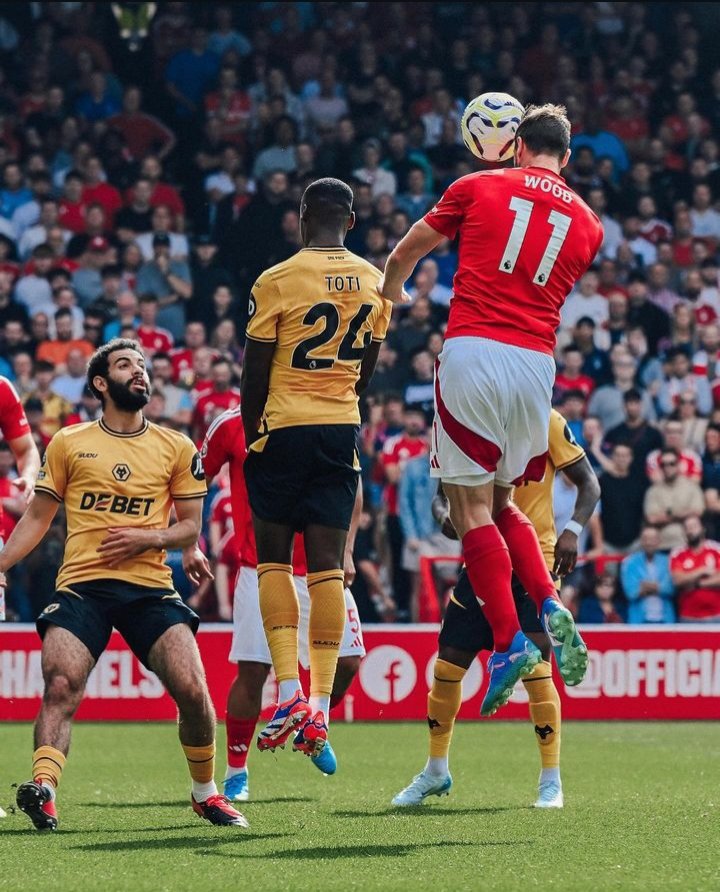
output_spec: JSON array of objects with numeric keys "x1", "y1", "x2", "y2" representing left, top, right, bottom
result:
[
  {"x1": 278, "y1": 678, "x2": 301, "y2": 702},
  {"x1": 424, "y1": 756, "x2": 449, "y2": 777},
  {"x1": 224, "y1": 765, "x2": 247, "y2": 780},
  {"x1": 192, "y1": 779, "x2": 218, "y2": 802},
  {"x1": 309, "y1": 695, "x2": 330, "y2": 721},
  {"x1": 540, "y1": 767, "x2": 561, "y2": 785}
]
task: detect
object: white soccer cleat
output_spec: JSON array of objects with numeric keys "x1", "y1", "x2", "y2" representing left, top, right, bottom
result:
[
  {"x1": 391, "y1": 771, "x2": 452, "y2": 807},
  {"x1": 534, "y1": 780, "x2": 563, "y2": 808}
]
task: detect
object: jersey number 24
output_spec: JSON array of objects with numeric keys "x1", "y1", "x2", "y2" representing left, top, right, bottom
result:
[{"x1": 291, "y1": 302, "x2": 374, "y2": 370}]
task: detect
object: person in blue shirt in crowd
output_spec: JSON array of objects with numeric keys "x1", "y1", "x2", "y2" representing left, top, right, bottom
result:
[{"x1": 620, "y1": 526, "x2": 676, "y2": 623}]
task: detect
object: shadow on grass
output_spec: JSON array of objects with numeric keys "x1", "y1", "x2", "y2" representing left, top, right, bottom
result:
[
  {"x1": 70, "y1": 831, "x2": 291, "y2": 852},
  {"x1": 199, "y1": 840, "x2": 530, "y2": 860},
  {"x1": 332, "y1": 805, "x2": 527, "y2": 818},
  {"x1": 81, "y1": 801, "x2": 188, "y2": 809},
  {"x1": 0, "y1": 824, "x2": 200, "y2": 835},
  {"x1": 247, "y1": 796, "x2": 314, "y2": 804}
]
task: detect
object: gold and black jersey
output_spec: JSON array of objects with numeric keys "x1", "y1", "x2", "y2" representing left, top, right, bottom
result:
[
  {"x1": 246, "y1": 247, "x2": 393, "y2": 431},
  {"x1": 512, "y1": 409, "x2": 586, "y2": 570},
  {"x1": 35, "y1": 419, "x2": 207, "y2": 590}
]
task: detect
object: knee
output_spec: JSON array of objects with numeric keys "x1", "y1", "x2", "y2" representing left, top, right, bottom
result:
[
  {"x1": 43, "y1": 672, "x2": 84, "y2": 709},
  {"x1": 335, "y1": 655, "x2": 361, "y2": 687},
  {"x1": 174, "y1": 679, "x2": 215, "y2": 720}
]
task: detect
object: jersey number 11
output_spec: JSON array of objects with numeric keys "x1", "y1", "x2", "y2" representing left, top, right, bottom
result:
[{"x1": 499, "y1": 196, "x2": 572, "y2": 286}]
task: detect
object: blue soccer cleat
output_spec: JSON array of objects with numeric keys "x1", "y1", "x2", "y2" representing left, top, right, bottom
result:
[
  {"x1": 480, "y1": 631, "x2": 542, "y2": 716},
  {"x1": 223, "y1": 769, "x2": 249, "y2": 802},
  {"x1": 392, "y1": 771, "x2": 453, "y2": 807},
  {"x1": 534, "y1": 778, "x2": 564, "y2": 809},
  {"x1": 293, "y1": 711, "x2": 337, "y2": 775},
  {"x1": 257, "y1": 690, "x2": 311, "y2": 752},
  {"x1": 311, "y1": 736, "x2": 337, "y2": 775},
  {"x1": 541, "y1": 598, "x2": 588, "y2": 686}
]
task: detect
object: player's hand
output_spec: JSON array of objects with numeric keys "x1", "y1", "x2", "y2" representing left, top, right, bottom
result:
[
  {"x1": 15, "y1": 476, "x2": 35, "y2": 504},
  {"x1": 97, "y1": 528, "x2": 162, "y2": 567},
  {"x1": 343, "y1": 549, "x2": 356, "y2": 587},
  {"x1": 406, "y1": 537, "x2": 421, "y2": 551},
  {"x1": 377, "y1": 275, "x2": 411, "y2": 304},
  {"x1": 183, "y1": 546, "x2": 214, "y2": 586},
  {"x1": 553, "y1": 530, "x2": 579, "y2": 577}
]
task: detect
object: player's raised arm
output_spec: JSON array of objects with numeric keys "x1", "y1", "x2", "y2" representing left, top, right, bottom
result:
[
  {"x1": 0, "y1": 491, "x2": 61, "y2": 585},
  {"x1": 8, "y1": 432, "x2": 41, "y2": 503},
  {"x1": 380, "y1": 219, "x2": 444, "y2": 303}
]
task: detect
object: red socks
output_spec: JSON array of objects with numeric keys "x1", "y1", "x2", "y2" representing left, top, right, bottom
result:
[
  {"x1": 226, "y1": 715, "x2": 257, "y2": 770},
  {"x1": 495, "y1": 503, "x2": 558, "y2": 612},
  {"x1": 462, "y1": 525, "x2": 518, "y2": 651}
]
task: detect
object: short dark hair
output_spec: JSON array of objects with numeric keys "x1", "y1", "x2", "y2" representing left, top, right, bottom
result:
[
  {"x1": 624, "y1": 388, "x2": 643, "y2": 403},
  {"x1": 515, "y1": 104, "x2": 571, "y2": 160},
  {"x1": 86, "y1": 338, "x2": 144, "y2": 402},
  {"x1": 35, "y1": 360, "x2": 55, "y2": 375},
  {"x1": 301, "y1": 177, "x2": 353, "y2": 223},
  {"x1": 54, "y1": 307, "x2": 72, "y2": 320},
  {"x1": 138, "y1": 292, "x2": 158, "y2": 304}
]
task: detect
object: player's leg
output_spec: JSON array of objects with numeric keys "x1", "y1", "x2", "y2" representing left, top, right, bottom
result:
[
  {"x1": 147, "y1": 622, "x2": 248, "y2": 827},
  {"x1": 252, "y1": 514, "x2": 311, "y2": 748},
  {"x1": 292, "y1": 523, "x2": 347, "y2": 761},
  {"x1": 16, "y1": 625, "x2": 96, "y2": 831},
  {"x1": 523, "y1": 632, "x2": 563, "y2": 808}
]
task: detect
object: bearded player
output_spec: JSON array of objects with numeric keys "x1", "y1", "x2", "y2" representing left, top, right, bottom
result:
[
  {"x1": 393, "y1": 410, "x2": 599, "y2": 808},
  {"x1": 0, "y1": 339, "x2": 247, "y2": 830},
  {"x1": 380, "y1": 105, "x2": 603, "y2": 715},
  {"x1": 184, "y1": 405, "x2": 365, "y2": 798}
]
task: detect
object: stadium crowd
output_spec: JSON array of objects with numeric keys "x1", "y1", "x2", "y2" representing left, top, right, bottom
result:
[{"x1": 0, "y1": 1, "x2": 720, "y2": 625}]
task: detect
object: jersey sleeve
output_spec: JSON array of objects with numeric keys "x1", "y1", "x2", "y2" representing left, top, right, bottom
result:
[
  {"x1": 0, "y1": 377, "x2": 30, "y2": 441},
  {"x1": 170, "y1": 434, "x2": 208, "y2": 500},
  {"x1": 201, "y1": 415, "x2": 231, "y2": 479},
  {"x1": 547, "y1": 410, "x2": 585, "y2": 471},
  {"x1": 35, "y1": 433, "x2": 66, "y2": 502},
  {"x1": 423, "y1": 177, "x2": 471, "y2": 239},
  {"x1": 245, "y1": 271, "x2": 281, "y2": 343},
  {"x1": 371, "y1": 299, "x2": 393, "y2": 342}
]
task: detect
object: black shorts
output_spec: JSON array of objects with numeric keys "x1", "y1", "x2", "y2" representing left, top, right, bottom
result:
[
  {"x1": 36, "y1": 579, "x2": 199, "y2": 669},
  {"x1": 438, "y1": 569, "x2": 544, "y2": 655},
  {"x1": 244, "y1": 424, "x2": 360, "y2": 532}
]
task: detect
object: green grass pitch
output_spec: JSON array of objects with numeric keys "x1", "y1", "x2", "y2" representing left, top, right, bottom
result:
[{"x1": 1, "y1": 722, "x2": 718, "y2": 891}]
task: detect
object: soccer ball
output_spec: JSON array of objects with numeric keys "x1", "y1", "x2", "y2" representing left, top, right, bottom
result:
[{"x1": 461, "y1": 92, "x2": 525, "y2": 163}]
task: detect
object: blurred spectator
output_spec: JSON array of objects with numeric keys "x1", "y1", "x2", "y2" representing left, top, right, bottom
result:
[
  {"x1": 353, "y1": 138, "x2": 396, "y2": 198},
  {"x1": 403, "y1": 349, "x2": 434, "y2": 422},
  {"x1": 588, "y1": 347, "x2": 655, "y2": 431},
  {"x1": 554, "y1": 345, "x2": 596, "y2": 402},
  {"x1": 52, "y1": 347, "x2": 90, "y2": 404},
  {"x1": 602, "y1": 388, "x2": 663, "y2": 472},
  {"x1": 165, "y1": 26, "x2": 220, "y2": 120},
  {"x1": 626, "y1": 274, "x2": 670, "y2": 355},
  {"x1": 561, "y1": 270, "x2": 607, "y2": 329},
  {"x1": 148, "y1": 351, "x2": 192, "y2": 429},
  {"x1": 599, "y1": 443, "x2": 647, "y2": 552},
  {"x1": 407, "y1": 258, "x2": 452, "y2": 308},
  {"x1": 670, "y1": 515, "x2": 720, "y2": 622},
  {"x1": 191, "y1": 357, "x2": 240, "y2": 443},
  {"x1": 620, "y1": 526, "x2": 676, "y2": 623},
  {"x1": 644, "y1": 448, "x2": 705, "y2": 551},
  {"x1": 568, "y1": 317, "x2": 611, "y2": 385},
  {"x1": 135, "y1": 233, "x2": 192, "y2": 338},
  {"x1": 23, "y1": 362, "x2": 73, "y2": 437},
  {"x1": 579, "y1": 572, "x2": 626, "y2": 623},
  {"x1": 35, "y1": 308, "x2": 94, "y2": 371},
  {"x1": 657, "y1": 348, "x2": 712, "y2": 417}
]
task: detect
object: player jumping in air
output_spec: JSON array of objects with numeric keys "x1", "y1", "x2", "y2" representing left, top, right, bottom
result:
[
  {"x1": 392, "y1": 410, "x2": 599, "y2": 808},
  {"x1": 240, "y1": 178, "x2": 391, "y2": 767},
  {"x1": 380, "y1": 105, "x2": 604, "y2": 715},
  {"x1": 0, "y1": 340, "x2": 248, "y2": 830},
  {"x1": 184, "y1": 406, "x2": 366, "y2": 794}
]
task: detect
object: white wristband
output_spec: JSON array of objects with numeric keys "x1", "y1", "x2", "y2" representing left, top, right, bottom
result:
[{"x1": 563, "y1": 520, "x2": 584, "y2": 537}]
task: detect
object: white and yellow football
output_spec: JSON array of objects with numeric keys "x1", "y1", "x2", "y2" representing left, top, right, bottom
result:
[{"x1": 461, "y1": 92, "x2": 525, "y2": 163}]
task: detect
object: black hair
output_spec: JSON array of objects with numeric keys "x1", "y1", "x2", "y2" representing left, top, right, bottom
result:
[
  {"x1": 86, "y1": 338, "x2": 144, "y2": 401},
  {"x1": 301, "y1": 177, "x2": 353, "y2": 223},
  {"x1": 515, "y1": 104, "x2": 571, "y2": 160}
]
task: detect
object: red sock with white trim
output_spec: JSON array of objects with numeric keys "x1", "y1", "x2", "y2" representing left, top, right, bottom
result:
[
  {"x1": 225, "y1": 714, "x2": 256, "y2": 778},
  {"x1": 496, "y1": 503, "x2": 559, "y2": 612},
  {"x1": 462, "y1": 524, "x2": 519, "y2": 651}
]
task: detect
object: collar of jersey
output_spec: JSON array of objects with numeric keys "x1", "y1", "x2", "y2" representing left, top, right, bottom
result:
[
  {"x1": 99, "y1": 417, "x2": 149, "y2": 438},
  {"x1": 301, "y1": 246, "x2": 348, "y2": 252}
]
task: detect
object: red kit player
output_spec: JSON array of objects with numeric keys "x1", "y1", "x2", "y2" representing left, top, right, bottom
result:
[
  {"x1": 183, "y1": 407, "x2": 364, "y2": 801},
  {"x1": 380, "y1": 105, "x2": 603, "y2": 715}
]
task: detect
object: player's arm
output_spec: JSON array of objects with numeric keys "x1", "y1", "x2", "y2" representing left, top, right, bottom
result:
[
  {"x1": 97, "y1": 497, "x2": 204, "y2": 569},
  {"x1": 0, "y1": 492, "x2": 60, "y2": 585},
  {"x1": 356, "y1": 340, "x2": 382, "y2": 395},
  {"x1": 379, "y1": 219, "x2": 443, "y2": 303},
  {"x1": 431, "y1": 481, "x2": 459, "y2": 540},
  {"x1": 344, "y1": 478, "x2": 363, "y2": 586},
  {"x1": 554, "y1": 455, "x2": 601, "y2": 577},
  {"x1": 240, "y1": 338, "x2": 275, "y2": 446},
  {"x1": 7, "y1": 432, "x2": 41, "y2": 503}
]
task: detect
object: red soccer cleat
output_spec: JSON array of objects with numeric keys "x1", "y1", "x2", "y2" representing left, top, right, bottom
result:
[
  {"x1": 192, "y1": 793, "x2": 249, "y2": 827},
  {"x1": 256, "y1": 690, "x2": 311, "y2": 752},
  {"x1": 16, "y1": 780, "x2": 58, "y2": 831},
  {"x1": 292, "y1": 711, "x2": 328, "y2": 758}
]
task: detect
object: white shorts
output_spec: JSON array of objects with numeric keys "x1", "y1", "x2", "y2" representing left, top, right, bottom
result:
[
  {"x1": 431, "y1": 336, "x2": 554, "y2": 487},
  {"x1": 228, "y1": 566, "x2": 366, "y2": 665}
]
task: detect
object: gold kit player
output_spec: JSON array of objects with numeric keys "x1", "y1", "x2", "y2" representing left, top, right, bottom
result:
[
  {"x1": 0, "y1": 339, "x2": 248, "y2": 830},
  {"x1": 241, "y1": 178, "x2": 391, "y2": 769},
  {"x1": 392, "y1": 411, "x2": 600, "y2": 809}
]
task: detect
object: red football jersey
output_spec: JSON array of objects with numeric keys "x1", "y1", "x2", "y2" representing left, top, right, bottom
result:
[
  {"x1": 137, "y1": 325, "x2": 174, "y2": 356},
  {"x1": 193, "y1": 388, "x2": 242, "y2": 444},
  {"x1": 0, "y1": 376, "x2": 31, "y2": 535},
  {"x1": 201, "y1": 407, "x2": 307, "y2": 573},
  {"x1": 670, "y1": 542, "x2": 720, "y2": 619},
  {"x1": 424, "y1": 167, "x2": 604, "y2": 354},
  {"x1": 381, "y1": 433, "x2": 427, "y2": 516}
]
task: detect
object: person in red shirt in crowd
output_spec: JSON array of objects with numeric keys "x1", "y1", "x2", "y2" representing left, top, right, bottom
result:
[
  {"x1": 170, "y1": 320, "x2": 208, "y2": 384},
  {"x1": 108, "y1": 85, "x2": 176, "y2": 161},
  {"x1": 204, "y1": 65, "x2": 251, "y2": 148},
  {"x1": 554, "y1": 345, "x2": 596, "y2": 402},
  {"x1": 183, "y1": 407, "x2": 364, "y2": 801},
  {"x1": 81, "y1": 156, "x2": 123, "y2": 227},
  {"x1": 136, "y1": 293, "x2": 174, "y2": 357},
  {"x1": 189, "y1": 346, "x2": 217, "y2": 399},
  {"x1": 191, "y1": 357, "x2": 241, "y2": 444},
  {"x1": 381, "y1": 406, "x2": 428, "y2": 620},
  {"x1": 670, "y1": 515, "x2": 720, "y2": 622},
  {"x1": 58, "y1": 171, "x2": 86, "y2": 234},
  {"x1": 646, "y1": 419, "x2": 703, "y2": 483},
  {"x1": 132, "y1": 155, "x2": 185, "y2": 231},
  {"x1": 381, "y1": 104, "x2": 602, "y2": 715}
]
